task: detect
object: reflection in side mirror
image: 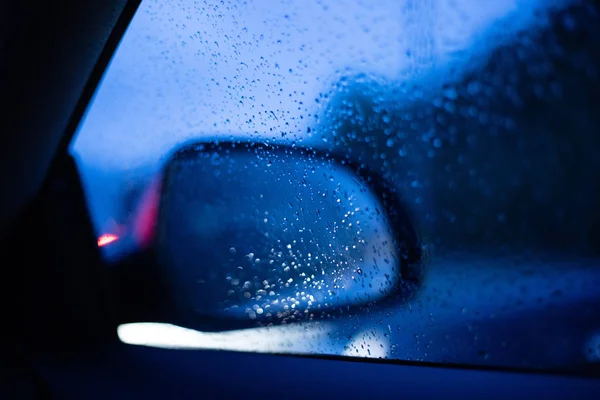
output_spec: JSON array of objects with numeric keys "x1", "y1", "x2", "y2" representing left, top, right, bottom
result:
[{"x1": 117, "y1": 141, "x2": 422, "y2": 331}]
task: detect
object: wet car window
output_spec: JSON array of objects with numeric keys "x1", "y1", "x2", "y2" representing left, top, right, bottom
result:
[{"x1": 71, "y1": 0, "x2": 600, "y2": 372}]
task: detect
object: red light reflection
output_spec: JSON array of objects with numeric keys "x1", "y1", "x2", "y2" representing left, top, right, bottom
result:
[{"x1": 98, "y1": 233, "x2": 119, "y2": 247}]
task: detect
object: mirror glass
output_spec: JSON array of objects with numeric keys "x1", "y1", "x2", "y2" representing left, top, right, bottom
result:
[{"x1": 157, "y1": 144, "x2": 401, "y2": 326}]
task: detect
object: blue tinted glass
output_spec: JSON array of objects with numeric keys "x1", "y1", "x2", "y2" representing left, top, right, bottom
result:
[{"x1": 72, "y1": 0, "x2": 600, "y2": 371}]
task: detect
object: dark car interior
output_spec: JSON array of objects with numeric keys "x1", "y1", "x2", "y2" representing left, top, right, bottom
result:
[{"x1": 2, "y1": 1, "x2": 600, "y2": 398}]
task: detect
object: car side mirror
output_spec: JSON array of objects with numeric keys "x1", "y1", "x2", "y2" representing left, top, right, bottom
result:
[{"x1": 111, "y1": 140, "x2": 423, "y2": 332}]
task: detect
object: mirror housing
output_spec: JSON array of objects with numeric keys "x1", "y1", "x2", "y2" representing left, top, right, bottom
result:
[{"x1": 111, "y1": 140, "x2": 423, "y2": 332}]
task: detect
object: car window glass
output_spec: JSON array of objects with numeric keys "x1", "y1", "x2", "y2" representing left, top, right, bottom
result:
[{"x1": 71, "y1": 0, "x2": 600, "y2": 372}]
